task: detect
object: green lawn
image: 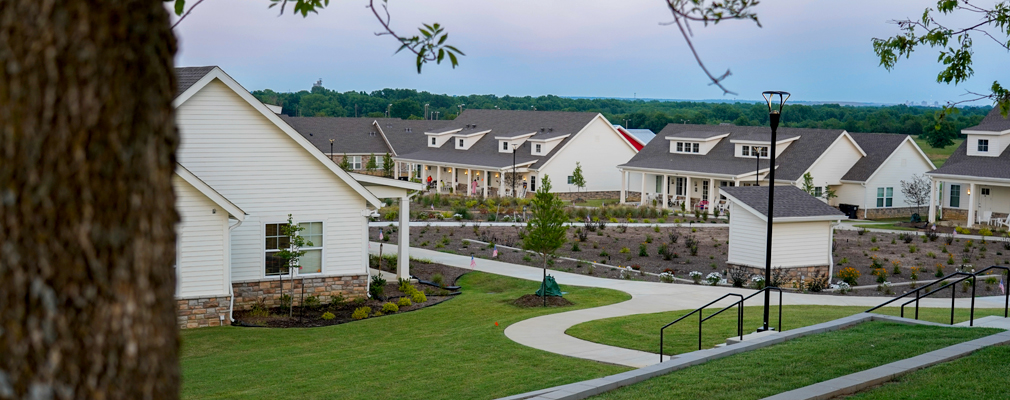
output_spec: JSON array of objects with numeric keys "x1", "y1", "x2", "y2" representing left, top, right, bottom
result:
[
  {"x1": 848, "y1": 344, "x2": 1010, "y2": 399},
  {"x1": 567, "y1": 305, "x2": 1008, "y2": 356},
  {"x1": 565, "y1": 198, "x2": 619, "y2": 208},
  {"x1": 592, "y1": 322, "x2": 1001, "y2": 400},
  {"x1": 181, "y1": 272, "x2": 632, "y2": 400},
  {"x1": 913, "y1": 135, "x2": 964, "y2": 168}
]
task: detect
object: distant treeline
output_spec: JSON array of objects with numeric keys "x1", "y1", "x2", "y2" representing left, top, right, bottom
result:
[{"x1": 252, "y1": 86, "x2": 992, "y2": 147}]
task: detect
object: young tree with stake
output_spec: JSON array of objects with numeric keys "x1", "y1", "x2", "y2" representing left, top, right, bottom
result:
[
  {"x1": 523, "y1": 176, "x2": 569, "y2": 306},
  {"x1": 571, "y1": 162, "x2": 586, "y2": 193},
  {"x1": 274, "y1": 214, "x2": 311, "y2": 318}
]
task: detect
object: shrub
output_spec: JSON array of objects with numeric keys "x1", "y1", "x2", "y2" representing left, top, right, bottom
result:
[
  {"x1": 370, "y1": 273, "x2": 387, "y2": 299},
  {"x1": 351, "y1": 307, "x2": 371, "y2": 320},
  {"x1": 653, "y1": 225, "x2": 661, "y2": 233},
  {"x1": 321, "y1": 311, "x2": 336, "y2": 320},
  {"x1": 571, "y1": 242, "x2": 581, "y2": 252},
  {"x1": 838, "y1": 267, "x2": 860, "y2": 286},
  {"x1": 856, "y1": 227, "x2": 867, "y2": 236},
  {"x1": 835, "y1": 281, "x2": 852, "y2": 294},
  {"x1": 303, "y1": 295, "x2": 321, "y2": 310},
  {"x1": 659, "y1": 272, "x2": 675, "y2": 283},
  {"x1": 956, "y1": 226, "x2": 971, "y2": 235},
  {"x1": 382, "y1": 302, "x2": 399, "y2": 313},
  {"x1": 279, "y1": 294, "x2": 292, "y2": 309},
  {"x1": 638, "y1": 243, "x2": 649, "y2": 257},
  {"x1": 432, "y1": 273, "x2": 445, "y2": 287},
  {"x1": 980, "y1": 227, "x2": 993, "y2": 238},
  {"x1": 658, "y1": 244, "x2": 673, "y2": 260},
  {"x1": 411, "y1": 290, "x2": 427, "y2": 304},
  {"x1": 899, "y1": 233, "x2": 914, "y2": 244},
  {"x1": 619, "y1": 247, "x2": 630, "y2": 254},
  {"x1": 705, "y1": 272, "x2": 722, "y2": 286},
  {"x1": 669, "y1": 231, "x2": 681, "y2": 243},
  {"x1": 689, "y1": 270, "x2": 703, "y2": 284},
  {"x1": 750, "y1": 276, "x2": 765, "y2": 290},
  {"x1": 909, "y1": 244, "x2": 917, "y2": 253},
  {"x1": 871, "y1": 236, "x2": 877, "y2": 243},
  {"x1": 397, "y1": 297, "x2": 413, "y2": 307},
  {"x1": 645, "y1": 234, "x2": 653, "y2": 243}
]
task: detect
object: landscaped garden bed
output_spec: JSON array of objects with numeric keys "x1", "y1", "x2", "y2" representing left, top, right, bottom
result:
[
  {"x1": 233, "y1": 260, "x2": 470, "y2": 328},
  {"x1": 384, "y1": 224, "x2": 1010, "y2": 298}
]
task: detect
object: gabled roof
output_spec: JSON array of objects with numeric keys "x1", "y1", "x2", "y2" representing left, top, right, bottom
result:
[
  {"x1": 928, "y1": 140, "x2": 1010, "y2": 181},
  {"x1": 963, "y1": 107, "x2": 1010, "y2": 133},
  {"x1": 175, "y1": 66, "x2": 216, "y2": 98},
  {"x1": 375, "y1": 119, "x2": 452, "y2": 155},
  {"x1": 173, "y1": 66, "x2": 383, "y2": 208},
  {"x1": 394, "y1": 109, "x2": 629, "y2": 170},
  {"x1": 842, "y1": 134, "x2": 918, "y2": 182},
  {"x1": 175, "y1": 164, "x2": 246, "y2": 220},
  {"x1": 721, "y1": 186, "x2": 845, "y2": 222},
  {"x1": 280, "y1": 116, "x2": 394, "y2": 155},
  {"x1": 620, "y1": 124, "x2": 847, "y2": 181}
]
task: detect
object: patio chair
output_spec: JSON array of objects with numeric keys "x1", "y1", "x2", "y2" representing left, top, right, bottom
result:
[
  {"x1": 978, "y1": 211, "x2": 993, "y2": 226},
  {"x1": 696, "y1": 200, "x2": 709, "y2": 211}
]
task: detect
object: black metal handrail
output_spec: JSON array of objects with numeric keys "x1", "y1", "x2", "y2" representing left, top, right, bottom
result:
[
  {"x1": 866, "y1": 266, "x2": 1010, "y2": 326},
  {"x1": 659, "y1": 287, "x2": 783, "y2": 362}
]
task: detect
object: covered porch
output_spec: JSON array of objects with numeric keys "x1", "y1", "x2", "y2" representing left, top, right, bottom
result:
[
  {"x1": 351, "y1": 173, "x2": 425, "y2": 281},
  {"x1": 396, "y1": 159, "x2": 537, "y2": 198},
  {"x1": 618, "y1": 167, "x2": 767, "y2": 213},
  {"x1": 928, "y1": 175, "x2": 1010, "y2": 229}
]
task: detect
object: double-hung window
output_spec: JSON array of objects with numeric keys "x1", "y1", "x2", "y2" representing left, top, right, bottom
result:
[
  {"x1": 502, "y1": 142, "x2": 509, "y2": 151},
  {"x1": 675, "y1": 177, "x2": 686, "y2": 196},
  {"x1": 949, "y1": 184, "x2": 961, "y2": 208},
  {"x1": 978, "y1": 139, "x2": 989, "y2": 152},
  {"x1": 459, "y1": 139, "x2": 465, "y2": 147},
  {"x1": 346, "y1": 156, "x2": 362, "y2": 170},
  {"x1": 876, "y1": 187, "x2": 893, "y2": 208},
  {"x1": 813, "y1": 187, "x2": 823, "y2": 198},
  {"x1": 535, "y1": 144, "x2": 542, "y2": 153},
  {"x1": 692, "y1": 143, "x2": 700, "y2": 153},
  {"x1": 676, "y1": 142, "x2": 684, "y2": 152},
  {"x1": 265, "y1": 221, "x2": 323, "y2": 276}
]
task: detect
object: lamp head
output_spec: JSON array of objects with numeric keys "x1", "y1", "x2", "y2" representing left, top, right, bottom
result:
[
  {"x1": 761, "y1": 91, "x2": 791, "y2": 115},
  {"x1": 329, "y1": 139, "x2": 334, "y2": 144}
]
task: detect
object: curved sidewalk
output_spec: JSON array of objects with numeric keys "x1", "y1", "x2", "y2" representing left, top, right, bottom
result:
[{"x1": 370, "y1": 243, "x2": 1007, "y2": 368}]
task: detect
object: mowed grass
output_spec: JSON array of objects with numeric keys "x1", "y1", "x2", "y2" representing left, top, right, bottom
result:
[
  {"x1": 848, "y1": 344, "x2": 1010, "y2": 399},
  {"x1": 913, "y1": 135, "x2": 963, "y2": 167},
  {"x1": 565, "y1": 198, "x2": 619, "y2": 208},
  {"x1": 180, "y1": 272, "x2": 632, "y2": 400},
  {"x1": 567, "y1": 305, "x2": 1008, "y2": 356},
  {"x1": 591, "y1": 322, "x2": 1001, "y2": 400}
]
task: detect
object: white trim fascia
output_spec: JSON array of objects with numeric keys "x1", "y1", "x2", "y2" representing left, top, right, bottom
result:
[
  {"x1": 493, "y1": 132, "x2": 537, "y2": 140},
  {"x1": 961, "y1": 129, "x2": 1010, "y2": 135},
  {"x1": 666, "y1": 133, "x2": 730, "y2": 142},
  {"x1": 925, "y1": 173, "x2": 1010, "y2": 185},
  {"x1": 371, "y1": 120, "x2": 398, "y2": 157},
  {"x1": 537, "y1": 114, "x2": 636, "y2": 172},
  {"x1": 452, "y1": 129, "x2": 492, "y2": 138},
  {"x1": 527, "y1": 134, "x2": 571, "y2": 143},
  {"x1": 797, "y1": 131, "x2": 866, "y2": 183},
  {"x1": 729, "y1": 136, "x2": 801, "y2": 146},
  {"x1": 349, "y1": 173, "x2": 425, "y2": 191},
  {"x1": 174, "y1": 164, "x2": 246, "y2": 220},
  {"x1": 392, "y1": 157, "x2": 536, "y2": 172},
  {"x1": 424, "y1": 128, "x2": 462, "y2": 136},
  {"x1": 619, "y1": 165, "x2": 738, "y2": 180},
  {"x1": 173, "y1": 67, "x2": 383, "y2": 209},
  {"x1": 862, "y1": 136, "x2": 935, "y2": 183},
  {"x1": 720, "y1": 190, "x2": 843, "y2": 223}
]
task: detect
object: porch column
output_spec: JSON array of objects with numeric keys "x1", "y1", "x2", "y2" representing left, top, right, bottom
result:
[
  {"x1": 499, "y1": 171, "x2": 505, "y2": 197},
  {"x1": 483, "y1": 171, "x2": 488, "y2": 199},
  {"x1": 451, "y1": 168, "x2": 457, "y2": 194},
  {"x1": 708, "y1": 178, "x2": 716, "y2": 213},
  {"x1": 640, "y1": 172, "x2": 647, "y2": 206},
  {"x1": 685, "y1": 176, "x2": 692, "y2": 209},
  {"x1": 397, "y1": 196, "x2": 410, "y2": 281},
  {"x1": 620, "y1": 170, "x2": 626, "y2": 204},
  {"x1": 662, "y1": 175, "x2": 669, "y2": 209},
  {"x1": 928, "y1": 178, "x2": 938, "y2": 224},
  {"x1": 464, "y1": 169, "x2": 470, "y2": 196},
  {"x1": 967, "y1": 182, "x2": 976, "y2": 228},
  {"x1": 435, "y1": 166, "x2": 441, "y2": 192}
]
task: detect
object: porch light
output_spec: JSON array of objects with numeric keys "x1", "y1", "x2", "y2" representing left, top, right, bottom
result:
[
  {"x1": 967, "y1": 188, "x2": 971, "y2": 195},
  {"x1": 759, "y1": 90, "x2": 790, "y2": 333},
  {"x1": 495, "y1": 173, "x2": 499, "y2": 178}
]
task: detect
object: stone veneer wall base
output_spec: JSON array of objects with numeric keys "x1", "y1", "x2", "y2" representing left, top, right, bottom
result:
[{"x1": 231, "y1": 274, "x2": 368, "y2": 310}]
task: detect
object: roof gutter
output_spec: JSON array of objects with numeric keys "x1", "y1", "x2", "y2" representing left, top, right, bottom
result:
[
  {"x1": 618, "y1": 165, "x2": 741, "y2": 180},
  {"x1": 926, "y1": 172, "x2": 1010, "y2": 185},
  {"x1": 393, "y1": 156, "x2": 536, "y2": 172}
]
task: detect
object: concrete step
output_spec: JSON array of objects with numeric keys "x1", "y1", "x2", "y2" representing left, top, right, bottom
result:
[
  {"x1": 715, "y1": 330, "x2": 781, "y2": 348},
  {"x1": 954, "y1": 315, "x2": 1010, "y2": 329}
]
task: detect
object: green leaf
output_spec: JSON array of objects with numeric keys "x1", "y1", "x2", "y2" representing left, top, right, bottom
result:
[
  {"x1": 175, "y1": 0, "x2": 186, "y2": 15},
  {"x1": 438, "y1": 33, "x2": 448, "y2": 45},
  {"x1": 437, "y1": 48, "x2": 445, "y2": 63},
  {"x1": 447, "y1": 51, "x2": 459, "y2": 67}
]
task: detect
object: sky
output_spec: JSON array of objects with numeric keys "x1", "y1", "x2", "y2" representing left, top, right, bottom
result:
[{"x1": 172, "y1": 0, "x2": 1005, "y2": 105}]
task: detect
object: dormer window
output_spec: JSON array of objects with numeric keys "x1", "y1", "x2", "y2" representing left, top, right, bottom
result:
[
  {"x1": 742, "y1": 146, "x2": 750, "y2": 156},
  {"x1": 674, "y1": 142, "x2": 699, "y2": 154},
  {"x1": 431, "y1": 137, "x2": 436, "y2": 145},
  {"x1": 978, "y1": 139, "x2": 989, "y2": 152},
  {"x1": 535, "y1": 144, "x2": 542, "y2": 153},
  {"x1": 502, "y1": 142, "x2": 509, "y2": 151},
  {"x1": 459, "y1": 139, "x2": 464, "y2": 147},
  {"x1": 738, "y1": 145, "x2": 768, "y2": 158}
]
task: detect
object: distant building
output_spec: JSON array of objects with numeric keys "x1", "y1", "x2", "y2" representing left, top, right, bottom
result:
[{"x1": 613, "y1": 125, "x2": 655, "y2": 150}]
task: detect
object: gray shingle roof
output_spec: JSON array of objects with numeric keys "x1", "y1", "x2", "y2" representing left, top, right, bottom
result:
[
  {"x1": 964, "y1": 107, "x2": 1010, "y2": 132},
  {"x1": 621, "y1": 124, "x2": 845, "y2": 181},
  {"x1": 175, "y1": 66, "x2": 216, "y2": 97},
  {"x1": 280, "y1": 116, "x2": 393, "y2": 155},
  {"x1": 666, "y1": 130, "x2": 730, "y2": 139},
  {"x1": 394, "y1": 109, "x2": 599, "y2": 170},
  {"x1": 928, "y1": 140, "x2": 1010, "y2": 180},
  {"x1": 721, "y1": 186, "x2": 846, "y2": 219},
  {"x1": 377, "y1": 119, "x2": 452, "y2": 155},
  {"x1": 841, "y1": 133, "x2": 909, "y2": 182}
]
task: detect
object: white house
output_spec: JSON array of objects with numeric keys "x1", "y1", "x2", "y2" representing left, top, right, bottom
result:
[
  {"x1": 172, "y1": 66, "x2": 422, "y2": 328},
  {"x1": 927, "y1": 107, "x2": 1010, "y2": 228},
  {"x1": 720, "y1": 186, "x2": 846, "y2": 281},
  {"x1": 618, "y1": 124, "x2": 934, "y2": 219}
]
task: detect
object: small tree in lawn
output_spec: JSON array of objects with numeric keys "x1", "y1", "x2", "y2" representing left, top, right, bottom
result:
[
  {"x1": 382, "y1": 152, "x2": 395, "y2": 177},
  {"x1": 366, "y1": 153, "x2": 378, "y2": 173},
  {"x1": 338, "y1": 153, "x2": 352, "y2": 171},
  {"x1": 801, "y1": 172, "x2": 836, "y2": 202},
  {"x1": 523, "y1": 175, "x2": 569, "y2": 307},
  {"x1": 571, "y1": 162, "x2": 586, "y2": 192},
  {"x1": 274, "y1": 214, "x2": 312, "y2": 318},
  {"x1": 901, "y1": 174, "x2": 931, "y2": 218}
]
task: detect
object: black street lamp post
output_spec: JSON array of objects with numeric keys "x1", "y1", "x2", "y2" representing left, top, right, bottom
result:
[
  {"x1": 759, "y1": 91, "x2": 790, "y2": 332},
  {"x1": 329, "y1": 139, "x2": 334, "y2": 163},
  {"x1": 755, "y1": 149, "x2": 760, "y2": 186}
]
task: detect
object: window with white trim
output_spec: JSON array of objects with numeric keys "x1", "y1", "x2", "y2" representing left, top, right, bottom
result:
[
  {"x1": 978, "y1": 139, "x2": 989, "y2": 152},
  {"x1": 502, "y1": 141, "x2": 508, "y2": 151},
  {"x1": 674, "y1": 142, "x2": 700, "y2": 154},
  {"x1": 742, "y1": 146, "x2": 750, "y2": 156},
  {"x1": 675, "y1": 177, "x2": 686, "y2": 196},
  {"x1": 431, "y1": 137, "x2": 436, "y2": 145},
  {"x1": 265, "y1": 222, "x2": 323, "y2": 276},
  {"x1": 876, "y1": 187, "x2": 893, "y2": 208},
  {"x1": 535, "y1": 144, "x2": 542, "y2": 153},
  {"x1": 981, "y1": 187, "x2": 990, "y2": 196},
  {"x1": 950, "y1": 184, "x2": 961, "y2": 208},
  {"x1": 347, "y1": 156, "x2": 362, "y2": 170},
  {"x1": 813, "y1": 187, "x2": 823, "y2": 198},
  {"x1": 458, "y1": 139, "x2": 465, "y2": 147},
  {"x1": 676, "y1": 142, "x2": 684, "y2": 152}
]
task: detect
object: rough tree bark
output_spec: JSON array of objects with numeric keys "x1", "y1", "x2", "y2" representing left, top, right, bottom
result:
[{"x1": 1, "y1": 1, "x2": 180, "y2": 399}]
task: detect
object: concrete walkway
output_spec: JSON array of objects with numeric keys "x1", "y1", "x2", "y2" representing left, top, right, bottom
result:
[{"x1": 370, "y1": 242, "x2": 1009, "y2": 368}]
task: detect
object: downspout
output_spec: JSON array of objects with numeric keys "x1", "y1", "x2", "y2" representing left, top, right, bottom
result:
[
  {"x1": 828, "y1": 222, "x2": 836, "y2": 281},
  {"x1": 227, "y1": 217, "x2": 244, "y2": 324}
]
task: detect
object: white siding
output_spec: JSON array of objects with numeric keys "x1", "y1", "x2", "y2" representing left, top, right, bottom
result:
[
  {"x1": 176, "y1": 79, "x2": 369, "y2": 282},
  {"x1": 834, "y1": 183, "x2": 865, "y2": 209},
  {"x1": 727, "y1": 203, "x2": 832, "y2": 268},
  {"x1": 539, "y1": 117, "x2": 638, "y2": 193},
  {"x1": 174, "y1": 175, "x2": 230, "y2": 298},
  {"x1": 805, "y1": 135, "x2": 863, "y2": 186},
  {"x1": 864, "y1": 139, "x2": 934, "y2": 210}
]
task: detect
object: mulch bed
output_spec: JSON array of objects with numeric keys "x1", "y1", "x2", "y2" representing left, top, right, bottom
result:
[
  {"x1": 233, "y1": 261, "x2": 471, "y2": 328},
  {"x1": 512, "y1": 294, "x2": 573, "y2": 307}
]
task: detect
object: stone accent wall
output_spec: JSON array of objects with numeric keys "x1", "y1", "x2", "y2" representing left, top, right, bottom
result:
[
  {"x1": 231, "y1": 274, "x2": 368, "y2": 310},
  {"x1": 859, "y1": 206, "x2": 923, "y2": 220},
  {"x1": 730, "y1": 265, "x2": 830, "y2": 287},
  {"x1": 177, "y1": 296, "x2": 230, "y2": 329},
  {"x1": 940, "y1": 207, "x2": 968, "y2": 221}
]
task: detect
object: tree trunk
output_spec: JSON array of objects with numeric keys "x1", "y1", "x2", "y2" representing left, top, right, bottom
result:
[{"x1": 0, "y1": 1, "x2": 180, "y2": 398}]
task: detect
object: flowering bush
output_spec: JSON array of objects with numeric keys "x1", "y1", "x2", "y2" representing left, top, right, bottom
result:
[
  {"x1": 834, "y1": 281, "x2": 852, "y2": 294},
  {"x1": 659, "y1": 272, "x2": 675, "y2": 283},
  {"x1": 750, "y1": 275, "x2": 765, "y2": 289},
  {"x1": 689, "y1": 270, "x2": 703, "y2": 284},
  {"x1": 706, "y1": 272, "x2": 722, "y2": 286},
  {"x1": 877, "y1": 281, "x2": 893, "y2": 295},
  {"x1": 838, "y1": 267, "x2": 860, "y2": 286}
]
